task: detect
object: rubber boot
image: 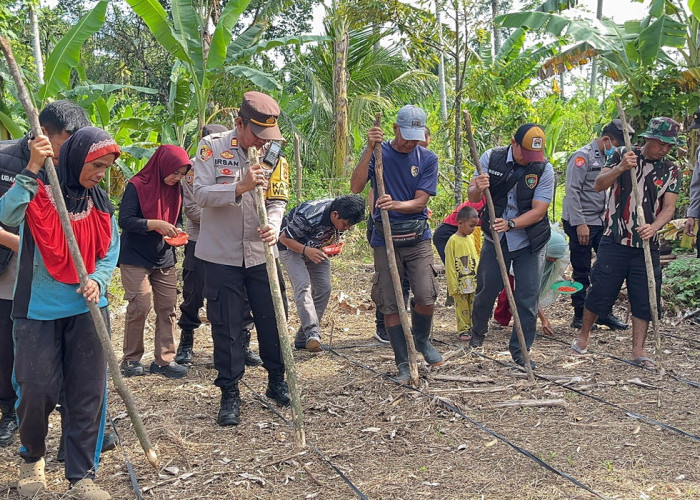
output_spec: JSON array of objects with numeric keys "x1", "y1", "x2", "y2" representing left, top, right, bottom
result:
[
  {"x1": 411, "y1": 310, "x2": 443, "y2": 366},
  {"x1": 175, "y1": 330, "x2": 194, "y2": 364},
  {"x1": 0, "y1": 401, "x2": 17, "y2": 447},
  {"x1": 243, "y1": 328, "x2": 263, "y2": 367},
  {"x1": 217, "y1": 385, "x2": 241, "y2": 426},
  {"x1": 387, "y1": 325, "x2": 411, "y2": 382},
  {"x1": 266, "y1": 368, "x2": 290, "y2": 407}
]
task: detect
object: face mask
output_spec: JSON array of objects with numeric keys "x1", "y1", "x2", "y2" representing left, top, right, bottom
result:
[{"x1": 603, "y1": 139, "x2": 616, "y2": 157}]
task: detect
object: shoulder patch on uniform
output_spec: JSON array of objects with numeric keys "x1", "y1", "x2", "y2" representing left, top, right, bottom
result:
[
  {"x1": 198, "y1": 145, "x2": 213, "y2": 161},
  {"x1": 220, "y1": 151, "x2": 235, "y2": 159},
  {"x1": 230, "y1": 138, "x2": 238, "y2": 148},
  {"x1": 184, "y1": 170, "x2": 194, "y2": 185},
  {"x1": 575, "y1": 156, "x2": 586, "y2": 167},
  {"x1": 411, "y1": 165, "x2": 419, "y2": 177},
  {"x1": 525, "y1": 174, "x2": 538, "y2": 189}
]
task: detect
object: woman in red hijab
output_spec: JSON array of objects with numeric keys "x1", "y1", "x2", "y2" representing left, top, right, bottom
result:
[{"x1": 118, "y1": 145, "x2": 191, "y2": 379}]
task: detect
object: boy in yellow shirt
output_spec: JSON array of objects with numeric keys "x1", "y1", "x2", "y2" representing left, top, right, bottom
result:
[{"x1": 445, "y1": 206, "x2": 481, "y2": 339}]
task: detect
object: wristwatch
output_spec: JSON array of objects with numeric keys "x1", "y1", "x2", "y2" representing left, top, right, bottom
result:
[{"x1": 507, "y1": 219, "x2": 516, "y2": 231}]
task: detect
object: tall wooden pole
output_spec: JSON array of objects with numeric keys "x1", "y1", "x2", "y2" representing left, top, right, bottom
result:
[
  {"x1": 373, "y1": 114, "x2": 420, "y2": 386},
  {"x1": 248, "y1": 147, "x2": 306, "y2": 447},
  {"x1": 463, "y1": 111, "x2": 535, "y2": 382},
  {"x1": 0, "y1": 36, "x2": 158, "y2": 468},
  {"x1": 615, "y1": 99, "x2": 662, "y2": 372}
]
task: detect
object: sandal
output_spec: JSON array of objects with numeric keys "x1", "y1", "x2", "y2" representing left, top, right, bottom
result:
[
  {"x1": 17, "y1": 457, "x2": 46, "y2": 498},
  {"x1": 629, "y1": 357, "x2": 656, "y2": 369},
  {"x1": 457, "y1": 331, "x2": 471, "y2": 341},
  {"x1": 570, "y1": 340, "x2": 587, "y2": 355},
  {"x1": 69, "y1": 478, "x2": 111, "y2": 500}
]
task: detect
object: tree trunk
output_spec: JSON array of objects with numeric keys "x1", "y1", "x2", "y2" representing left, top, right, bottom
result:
[
  {"x1": 452, "y1": 4, "x2": 463, "y2": 205},
  {"x1": 332, "y1": 20, "x2": 349, "y2": 177},
  {"x1": 588, "y1": 0, "x2": 603, "y2": 98},
  {"x1": 436, "y1": 2, "x2": 448, "y2": 124},
  {"x1": 491, "y1": 0, "x2": 501, "y2": 56},
  {"x1": 28, "y1": 4, "x2": 43, "y2": 84}
]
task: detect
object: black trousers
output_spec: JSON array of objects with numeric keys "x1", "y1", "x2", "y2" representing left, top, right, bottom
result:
[
  {"x1": 432, "y1": 222, "x2": 458, "y2": 264},
  {"x1": 204, "y1": 262, "x2": 284, "y2": 388},
  {"x1": 14, "y1": 309, "x2": 108, "y2": 481},
  {"x1": 178, "y1": 240, "x2": 206, "y2": 332},
  {"x1": 0, "y1": 299, "x2": 14, "y2": 404},
  {"x1": 562, "y1": 220, "x2": 605, "y2": 313}
]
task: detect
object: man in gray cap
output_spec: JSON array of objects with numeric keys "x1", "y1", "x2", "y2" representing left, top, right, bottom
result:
[
  {"x1": 571, "y1": 117, "x2": 683, "y2": 368},
  {"x1": 562, "y1": 119, "x2": 632, "y2": 330},
  {"x1": 351, "y1": 105, "x2": 441, "y2": 381},
  {"x1": 683, "y1": 107, "x2": 700, "y2": 257},
  {"x1": 194, "y1": 91, "x2": 290, "y2": 426}
]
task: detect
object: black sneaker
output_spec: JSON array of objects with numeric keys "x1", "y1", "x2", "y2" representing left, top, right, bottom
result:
[
  {"x1": 468, "y1": 331, "x2": 485, "y2": 348},
  {"x1": 0, "y1": 404, "x2": 17, "y2": 447},
  {"x1": 217, "y1": 387, "x2": 241, "y2": 427},
  {"x1": 570, "y1": 315, "x2": 582, "y2": 329},
  {"x1": 596, "y1": 313, "x2": 628, "y2": 330},
  {"x1": 120, "y1": 360, "x2": 145, "y2": 377},
  {"x1": 150, "y1": 361, "x2": 188, "y2": 379},
  {"x1": 101, "y1": 429, "x2": 118, "y2": 452},
  {"x1": 513, "y1": 356, "x2": 537, "y2": 370},
  {"x1": 266, "y1": 370, "x2": 291, "y2": 407},
  {"x1": 374, "y1": 325, "x2": 390, "y2": 343}
]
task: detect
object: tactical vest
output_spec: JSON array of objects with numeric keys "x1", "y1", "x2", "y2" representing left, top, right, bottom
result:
[{"x1": 480, "y1": 146, "x2": 551, "y2": 252}]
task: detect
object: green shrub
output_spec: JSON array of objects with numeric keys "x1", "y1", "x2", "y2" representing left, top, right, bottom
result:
[{"x1": 663, "y1": 257, "x2": 700, "y2": 311}]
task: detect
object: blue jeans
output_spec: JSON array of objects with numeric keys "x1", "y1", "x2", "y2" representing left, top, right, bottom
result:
[{"x1": 471, "y1": 237, "x2": 545, "y2": 359}]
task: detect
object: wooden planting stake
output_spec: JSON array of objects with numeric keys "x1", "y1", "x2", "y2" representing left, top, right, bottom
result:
[
  {"x1": 463, "y1": 111, "x2": 535, "y2": 382},
  {"x1": 248, "y1": 147, "x2": 306, "y2": 447},
  {"x1": 615, "y1": 98, "x2": 663, "y2": 374},
  {"x1": 372, "y1": 113, "x2": 420, "y2": 387},
  {"x1": 0, "y1": 36, "x2": 158, "y2": 468}
]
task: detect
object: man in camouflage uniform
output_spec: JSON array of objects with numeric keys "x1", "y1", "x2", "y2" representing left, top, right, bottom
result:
[
  {"x1": 562, "y1": 119, "x2": 632, "y2": 330},
  {"x1": 571, "y1": 117, "x2": 683, "y2": 368}
]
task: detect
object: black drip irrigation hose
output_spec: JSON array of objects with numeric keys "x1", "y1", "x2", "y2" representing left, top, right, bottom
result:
[
  {"x1": 240, "y1": 380, "x2": 369, "y2": 500},
  {"x1": 107, "y1": 411, "x2": 143, "y2": 500},
  {"x1": 534, "y1": 333, "x2": 700, "y2": 390},
  {"x1": 322, "y1": 345, "x2": 609, "y2": 500},
  {"x1": 435, "y1": 339, "x2": 700, "y2": 444},
  {"x1": 662, "y1": 332, "x2": 700, "y2": 347}
]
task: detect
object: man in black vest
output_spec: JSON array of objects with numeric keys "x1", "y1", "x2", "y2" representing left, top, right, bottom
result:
[{"x1": 465, "y1": 124, "x2": 555, "y2": 369}]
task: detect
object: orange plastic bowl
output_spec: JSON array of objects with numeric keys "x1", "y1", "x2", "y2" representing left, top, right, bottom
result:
[
  {"x1": 322, "y1": 242, "x2": 343, "y2": 256},
  {"x1": 165, "y1": 231, "x2": 189, "y2": 247}
]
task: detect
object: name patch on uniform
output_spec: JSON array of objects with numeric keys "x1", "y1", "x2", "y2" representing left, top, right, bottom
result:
[
  {"x1": 199, "y1": 145, "x2": 213, "y2": 161},
  {"x1": 220, "y1": 151, "x2": 235, "y2": 159},
  {"x1": 575, "y1": 156, "x2": 586, "y2": 168},
  {"x1": 411, "y1": 165, "x2": 419, "y2": 177},
  {"x1": 214, "y1": 158, "x2": 238, "y2": 167},
  {"x1": 230, "y1": 138, "x2": 238, "y2": 148},
  {"x1": 525, "y1": 174, "x2": 538, "y2": 189}
]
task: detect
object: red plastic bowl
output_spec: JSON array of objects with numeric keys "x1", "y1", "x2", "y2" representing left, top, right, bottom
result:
[
  {"x1": 164, "y1": 231, "x2": 189, "y2": 247},
  {"x1": 322, "y1": 242, "x2": 343, "y2": 256}
]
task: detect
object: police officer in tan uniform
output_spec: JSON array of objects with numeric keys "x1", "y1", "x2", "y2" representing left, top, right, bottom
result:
[
  {"x1": 562, "y1": 119, "x2": 632, "y2": 330},
  {"x1": 194, "y1": 92, "x2": 290, "y2": 426}
]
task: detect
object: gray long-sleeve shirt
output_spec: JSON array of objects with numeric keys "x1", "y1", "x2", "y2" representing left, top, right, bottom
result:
[
  {"x1": 181, "y1": 163, "x2": 201, "y2": 241},
  {"x1": 193, "y1": 129, "x2": 287, "y2": 267},
  {"x1": 687, "y1": 146, "x2": 700, "y2": 218},
  {"x1": 561, "y1": 140, "x2": 608, "y2": 226}
]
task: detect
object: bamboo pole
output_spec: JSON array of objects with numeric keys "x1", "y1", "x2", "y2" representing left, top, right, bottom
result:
[
  {"x1": 372, "y1": 113, "x2": 420, "y2": 386},
  {"x1": 463, "y1": 111, "x2": 535, "y2": 382},
  {"x1": 247, "y1": 147, "x2": 306, "y2": 447},
  {"x1": 293, "y1": 132, "x2": 302, "y2": 202},
  {"x1": 615, "y1": 99, "x2": 662, "y2": 372},
  {"x1": 0, "y1": 36, "x2": 158, "y2": 468}
]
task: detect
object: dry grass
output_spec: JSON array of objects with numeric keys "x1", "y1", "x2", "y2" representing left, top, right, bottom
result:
[{"x1": 1, "y1": 256, "x2": 700, "y2": 499}]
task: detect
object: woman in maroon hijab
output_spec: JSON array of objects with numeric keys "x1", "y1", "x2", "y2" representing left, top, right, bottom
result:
[{"x1": 118, "y1": 145, "x2": 191, "y2": 379}]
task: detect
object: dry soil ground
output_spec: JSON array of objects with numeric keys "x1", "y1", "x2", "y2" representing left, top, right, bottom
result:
[{"x1": 1, "y1": 253, "x2": 699, "y2": 499}]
